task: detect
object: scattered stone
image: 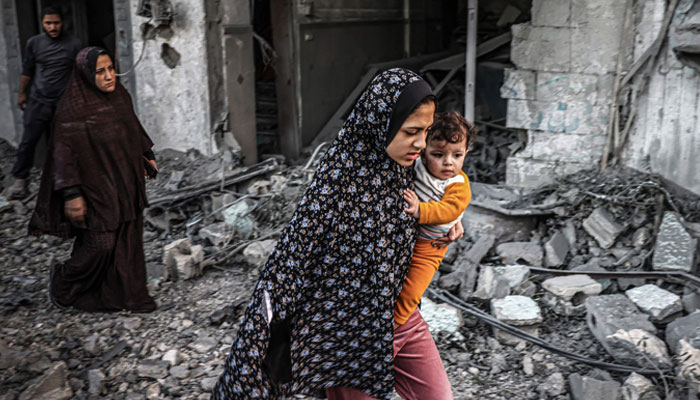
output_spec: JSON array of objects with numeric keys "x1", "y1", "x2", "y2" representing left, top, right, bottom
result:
[
  {"x1": 242, "y1": 239, "x2": 277, "y2": 266},
  {"x1": 199, "y1": 222, "x2": 233, "y2": 248},
  {"x1": 631, "y1": 227, "x2": 652, "y2": 248},
  {"x1": 491, "y1": 296, "x2": 542, "y2": 345},
  {"x1": 169, "y1": 364, "x2": 190, "y2": 379},
  {"x1": 583, "y1": 207, "x2": 626, "y2": 249},
  {"x1": 542, "y1": 274, "x2": 602, "y2": 315},
  {"x1": 665, "y1": 311, "x2": 700, "y2": 354},
  {"x1": 189, "y1": 335, "x2": 218, "y2": 354},
  {"x1": 621, "y1": 372, "x2": 657, "y2": 400},
  {"x1": 420, "y1": 297, "x2": 462, "y2": 334},
  {"x1": 682, "y1": 287, "x2": 700, "y2": 313},
  {"x1": 0, "y1": 195, "x2": 11, "y2": 213},
  {"x1": 221, "y1": 201, "x2": 255, "y2": 238},
  {"x1": 522, "y1": 354, "x2": 534, "y2": 376},
  {"x1": 122, "y1": 317, "x2": 143, "y2": 331},
  {"x1": 571, "y1": 264, "x2": 611, "y2": 290},
  {"x1": 652, "y1": 212, "x2": 697, "y2": 272},
  {"x1": 162, "y1": 349, "x2": 182, "y2": 366},
  {"x1": 87, "y1": 368, "x2": 105, "y2": 395},
  {"x1": 625, "y1": 284, "x2": 683, "y2": 321},
  {"x1": 473, "y1": 265, "x2": 510, "y2": 300},
  {"x1": 607, "y1": 329, "x2": 672, "y2": 369},
  {"x1": 137, "y1": 360, "x2": 170, "y2": 379},
  {"x1": 83, "y1": 334, "x2": 100, "y2": 355},
  {"x1": 165, "y1": 170, "x2": 185, "y2": 191},
  {"x1": 540, "y1": 372, "x2": 565, "y2": 397},
  {"x1": 677, "y1": 339, "x2": 700, "y2": 395},
  {"x1": 585, "y1": 295, "x2": 657, "y2": 362},
  {"x1": 19, "y1": 361, "x2": 73, "y2": 400},
  {"x1": 162, "y1": 238, "x2": 205, "y2": 280},
  {"x1": 146, "y1": 382, "x2": 161, "y2": 399},
  {"x1": 201, "y1": 376, "x2": 218, "y2": 392},
  {"x1": 495, "y1": 241, "x2": 543, "y2": 265},
  {"x1": 493, "y1": 265, "x2": 530, "y2": 289},
  {"x1": 569, "y1": 373, "x2": 621, "y2": 400},
  {"x1": 544, "y1": 230, "x2": 569, "y2": 267}
]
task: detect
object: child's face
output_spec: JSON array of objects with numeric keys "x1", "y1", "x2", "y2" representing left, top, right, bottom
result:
[{"x1": 422, "y1": 138, "x2": 467, "y2": 180}]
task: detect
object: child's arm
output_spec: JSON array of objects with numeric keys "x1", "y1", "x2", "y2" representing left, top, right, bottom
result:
[{"x1": 418, "y1": 175, "x2": 471, "y2": 225}]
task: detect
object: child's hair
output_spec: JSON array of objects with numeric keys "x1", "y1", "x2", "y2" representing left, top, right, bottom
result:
[{"x1": 427, "y1": 111, "x2": 478, "y2": 150}]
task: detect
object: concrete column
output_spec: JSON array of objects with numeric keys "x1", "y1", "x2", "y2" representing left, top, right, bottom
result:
[
  {"x1": 113, "y1": 0, "x2": 137, "y2": 104},
  {"x1": 0, "y1": 0, "x2": 23, "y2": 147},
  {"x1": 221, "y1": 0, "x2": 257, "y2": 165}
]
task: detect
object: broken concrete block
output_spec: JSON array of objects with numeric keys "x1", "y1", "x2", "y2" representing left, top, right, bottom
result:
[
  {"x1": 505, "y1": 156, "x2": 589, "y2": 188},
  {"x1": 0, "y1": 195, "x2": 11, "y2": 213},
  {"x1": 242, "y1": 239, "x2": 276, "y2": 266},
  {"x1": 542, "y1": 274, "x2": 602, "y2": 315},
  {"x1": 632, "y1": 227, "x2": 652, "y2": 248},
  {"x1": 682, "y1": 287, "x2": 700, "y2": 313},
  {"x1": 19, "y1": 361, "x2": 73, "y2": 400},
  {"x1": 221, "y1": 201, "x2": 254, "y2": 238},
  {"x1": 495, "y1": 242, "x2": 543, "y2": 266},
  {"x1": 665, "y1": 311, "x2": 700, "y2": 355},
  {"x1": 569, "y1": 373, "x2": 621, "y2": 400},
  {"x1": 544, "y1": 230, "x2": 570, "y2": 267},
  {"x1": 420, "y1": 297, "x2": 462, "y2": 335},
  {"x1": 621, "y1": 372, "x2": 657, "y2": 400},
  {"x1": 473, "y1": 266, "x2": 510, "y2": 300},
  {"x1": 87, "y1": 368, "x2": 105, "y2": 395},
  {"x1": 511, "y1": 24, "x2": 571, "y2": 72},
  {"x1": 677, "y1": 339, "x2": 700, "y2": 395},
  {"x1": 493, "y1": 265, "x2": 530, "y2": 289},
  {"x1": 532, "y1": 0, "x2": 571, "y2": 27},
  {"x1": 571, "y1": 264, "x2": 611, "y2": 290},
  {"x1": 583, "y1": 207, "x2": 626, "y2": 249},
  {"x1": 607, "y1": 329, "x2": 672, "y2": 369},
  {"x1": 491, "y1": 296, "x2": 542, "y2": 345},
  {"x1": 137, "y1": 360, "x2": 170, "y2": 379},
  {"x1": 625, "y1": 284, "x2": 683, "y2": 321},
  {"x1": 585, "y1": 295, "x2": 657, "y2": 361},
  {"x1": 461, "y1": 203, "x2": 535, "y2": 243},
  {"x1": 247, "y1": 179, "x2": 271, "y2": 195},
  {"x1": 199, "y1": 222, "x2": 233, "y2": 248},
  {"x1": 162, "y1": 238, "x2": 204, "y2": 280},
  {"x1": 501, "y1": 69, "x2": 535, "y2": 100},
  {"x1": 652, "y1": 212, "x2": 697, "y2": 272}
]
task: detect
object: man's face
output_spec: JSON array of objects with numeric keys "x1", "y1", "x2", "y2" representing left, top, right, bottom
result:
[{"x1": 42, "y1": 14, "x2": 62, "y2": 38}]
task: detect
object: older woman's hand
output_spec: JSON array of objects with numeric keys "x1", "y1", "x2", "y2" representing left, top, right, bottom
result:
[
  {"x1": 65, "y1": 196, "x2": 87, "y2": 223},
  {"x1": 431, "y1": 220, "x2": 464, "y2": 248}
]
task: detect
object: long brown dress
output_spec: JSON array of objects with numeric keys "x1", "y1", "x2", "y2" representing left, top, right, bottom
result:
[{"x1": 29, "y1": 47, "x2": 156, "y2": 313}]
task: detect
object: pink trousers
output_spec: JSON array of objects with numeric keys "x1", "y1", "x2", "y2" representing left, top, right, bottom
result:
[{"x1": 326, "y1": 309, "x2": 453, "y2": 400}]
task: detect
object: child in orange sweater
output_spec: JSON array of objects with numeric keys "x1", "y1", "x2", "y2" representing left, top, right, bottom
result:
[{"x1": 394, "y1": 110, "x2": 476, "y2": 326}]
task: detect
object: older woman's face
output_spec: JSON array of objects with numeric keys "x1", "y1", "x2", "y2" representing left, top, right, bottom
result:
[
  {"x1": 95, "y1": 54, "x2": 116, "y2": 93},
  {"x1": 385, "y1": 101, "x2": 435, "y2": 167}
]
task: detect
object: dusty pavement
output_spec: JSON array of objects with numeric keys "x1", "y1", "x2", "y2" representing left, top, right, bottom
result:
[{"x1": 1, "y1": 139, "x2": 699, "y2": 399}]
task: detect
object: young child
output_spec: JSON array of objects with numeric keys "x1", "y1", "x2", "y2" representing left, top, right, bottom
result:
[{"x1": 394, "y1": 110, "x2": 476, "y2": 326}]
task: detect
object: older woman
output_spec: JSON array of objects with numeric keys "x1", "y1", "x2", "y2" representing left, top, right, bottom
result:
[
  {"x1": 213, "y1": 68, "x2": 461, "y2": 399},
  {"x1": 30, "y1": 47, "x2": 157, "y2": 313}
]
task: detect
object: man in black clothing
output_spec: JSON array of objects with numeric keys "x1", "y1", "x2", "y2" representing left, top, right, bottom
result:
[{"x1": 8, "y1": 6, "x2": 82, "y2": 199}]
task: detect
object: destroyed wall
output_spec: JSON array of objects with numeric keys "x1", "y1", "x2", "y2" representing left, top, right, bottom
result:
[
  {"x1": 0, "y1": 0, "x2": 22, "y2": 148},
  {"x1": 621, "y1": 0, "x2": 700, "y2": 196},
  {"x1": 502, "y1": 0, "x2": 627, "y2": 187},
  {"x1": 128, "y1": 0, "x2": 214, "y2": 155}
]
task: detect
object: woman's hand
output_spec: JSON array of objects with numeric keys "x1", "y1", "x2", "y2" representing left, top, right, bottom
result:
[
  {"x1": 65, "y1": 196, "x2": 87, "y2": 223},
  {"x1": 145, "y1": 159, "x2": 159, "y2": 179},
  {"x1": 403, "y1": 189, "x2": 420, "y2": 219},
  {"x1": 432, "y1": 220, "x2": 464, "y2": 248}
]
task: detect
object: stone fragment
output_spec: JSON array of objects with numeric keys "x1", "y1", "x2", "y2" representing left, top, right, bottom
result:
[
  {"x1": 677, "y1": 339, "x2": 700, "y2": 395},
  {"x1": 625, "y1": 284, "x2": 683, "y2": 321},
  {"x1": 137, "y1": 360, "x2": 170, "y2": 379},
  {"x1": 87, "y1": 369, "x2": 105, "y2": 395},
  {"x1": 461, "y1": 203, "x2": 535, "y2": 242},
  {"x1": 19, "y1": 361, "x2": 73, "y2": 400},
  {"x1": 0, "y1": 196, "x2": 11, "y2": 213},
  {"x1": 169, "y1": 364, "x2": 190, "y2": 379},
  {"x1": 189, "y1": 335, "x2": 218, "y2": 354},
  {"x1": 83, "y1": 334, "x2": 100, "y2": 355},
  {"x1": 583, "y1": 207, "x2": 626, "y2": 249},
  {"x1": 242, "y1": 239, "x2": 277, "y2": 266},
  {"x1": 146, "y1": 382, "x2": 161, "y2": 399},
  {"x1": 420, "y1": 297, "x2": 462, "y2": 335},
  {"x1": 539, "y1": 372, "x2": 566, "y2": 397},
  {"x1": 571, "y1": 264, "x2": 611, "y2": 290},
  {"x1": 201, "y1": 376, "x2": 218, "y2": 392},
  {"x1": 162, "y1": 238, "x2": 204, "y2": 280},
  {"x1": 493, "y1": 265, "x2": 530, "y2": 289},
  {"x1": 511, "y1": 24, "x2": 571, "y2": 71},
  {"x1": 544, "y1": 230, "x2": 570, "y2": 267},
  {"x1": 221, "y1": 201, "x2": 254, "y2": 238},
  {"x1": 491, "y1": 296, "x2": 542, "y2": 345},
  {"x1": 621, "y1": 372, "x2": 657, "y2": 400},
  {"x1": 665, "y1": 311, "x2": 700, "y2": 354},
  {"x1": 532, "y1": 0, "x2": 570, "y2": 27},
  {"x1": 632, "y1": 227, "x2": 651, "y2": 248},
  {"x1": 652, "y1": 212, "x2": 697, "y2": 272},
  {"x1": 122, "y1": 317, "x2": 142, "y2": 331},
  {"x1": 682, "y1": 287, "x2": 700, "y2": 313},
  {"x1": 585, "y1": 295, "x2": 656, "y2": 361},
  {"x1": 473, "y1": 266, "x2": 510, "y2": 300},
  {"x1": 542, "y1": 275, "x2": 602, "y2": 315},
  {"x1": 522, "y1": 354, "x2": 534, "y2": 376},
  {"x1": 607, "y1": 329, "x2": 672, "y2": 369},
  {"x1": 199, "y1": 222, "x2": 232, "y2": 248},
  {"x1": 569, "y1": 373, "x2": 621, "y2": 400},
  {"x1": 162, "y1": 349, "x2": 182, "y2": 366},
  {"x1": 495, "y1": 242, "x2": 543, "y2": 265}
]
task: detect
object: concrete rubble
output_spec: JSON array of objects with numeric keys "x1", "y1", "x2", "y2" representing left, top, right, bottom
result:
[
  {"x1": 491, "y1": 295, "x2": 543, "y2": 345},
  {"x1": 677, "y1": 339, "x2": 700, "y2": 395},
  {"x1": 606, "y1": 329, "x2": 672, "y2": 369},
  {"x1": 420, "y1": 297, "x2": 462, "y2": 335},
  {"x1": 162, "y1": 238, "x2": 205, "y2": 280},
  {"x1": 569, "y1": 372, "x2": 621, "y2": 400},
  {"x1": 495, "y1": 241, "x2": 543, "y2": 265},
  {"x1": 582, "y1": 207, "x2": 627, "y2": 249},
  {"x1": 625, "y1": 284, "x2": 683, "y2": 321},
  {"x1": 652, "y1": 212, "x2": 697, "y2": 272},
  {"x1": 544, "y1": 230, "x2": 570, "y2": 267},
  {"x1": 621, "y1": 372, "x2": 658, "y2": 400},
  {"x1": 664, "y1": 311, "x2": 700, "y2": 354},
  {"x1": 473, "y1": 265, "x2": 510, "y2": 300},
  {"x1": 542, "y1": 274, "x2": 602, "y2": 315}
]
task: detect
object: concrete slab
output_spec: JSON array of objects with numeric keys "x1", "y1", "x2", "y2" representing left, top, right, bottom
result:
[
  {"x1": 570, "y1": 264, "x2": 611, "y2": 290},
  {"x1": 569, "y1": 373, "x2": 621, "y2": 400},
  {"x1": 242, "y1": 239, "x2": 277, "y2": 266},
  {"x1": 491, "y1": 295, "x2": 543, "y2": 326},
  {"x1": 511, "y1": 24, "x2": 571, "y2": 72},
  {"x1": 420, "y1": 297, "x2": 462, "y2": 335},
  {"x1": 505, "y1": 156, "x2": 589, "y2": 188},
  {"x1": 493, "y1": 265, "x2": 531, "y2": 289},
  {"x1": 583, "y1": 207, "x2": 626, "y2": 249},
  {"x1": 652, "y1": 212, "x2": 697, "y2": 272},
  {"x1": 495, "y1": 242, "x2": 544, "y2": 266},
  {"x1": 625, "y1": 284, "x2": 683, "y2": 321},
  {"x1": 473, "y1": 266, "x2": 510, "y2": 300},
  {"x1": 607, "y1": 329, "x2": 672, "y2": 368},
  {"x1": 665, "y1": 311, "x2": 700, "y2": 355},
  {"x1": 621, "y1": 372, "x2": 657, "y2": 400},
  {"x1": 532, "y1": 0, "x2": 571, "y2": 27},
  {"x1": 677, "y1": 339, "x2": 700, "y2": 394},
  {"x1": 501, "y1": 69, "x2": 535, "y2": 100},
  {"x1": 542, "y1": 275, "x2": 602, "y2": 301},
  {"x1": 682, "y1": 287, "x2": 700, "y2": 313},
  {"x1": 545, "y1": 230, "x2": 570, "y2": 267}
]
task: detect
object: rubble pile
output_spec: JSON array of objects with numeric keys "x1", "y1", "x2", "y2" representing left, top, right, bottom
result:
[{"x1": 1, "y1": 139, "x2": 699, "y2": 399}]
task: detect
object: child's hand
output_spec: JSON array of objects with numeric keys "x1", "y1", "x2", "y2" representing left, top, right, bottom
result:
[{"x1": 403, "y1": 189, "x2": 420, "y2": 219}]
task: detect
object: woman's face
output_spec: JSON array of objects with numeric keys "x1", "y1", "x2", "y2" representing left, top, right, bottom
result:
[
  {"x1": 95, "y1": 54, "x2": 116, "y2": 93},
  {"x1": 385, "y1": 101, "x2": 435, "y2": 167}
]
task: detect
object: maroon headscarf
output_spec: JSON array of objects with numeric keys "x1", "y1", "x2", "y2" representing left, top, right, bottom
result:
[{"x1": 30, "y1": 47, "x2": 154, "y2": 237}]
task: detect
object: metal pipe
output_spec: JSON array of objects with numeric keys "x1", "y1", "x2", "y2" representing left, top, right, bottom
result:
[{"x1": 464, "y1": 0, "x2": 477, "y2": 121}]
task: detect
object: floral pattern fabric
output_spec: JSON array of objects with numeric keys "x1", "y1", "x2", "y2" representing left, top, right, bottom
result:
[{"x1": 213, "y1": 68, "x2": 426, "y2": 400}]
